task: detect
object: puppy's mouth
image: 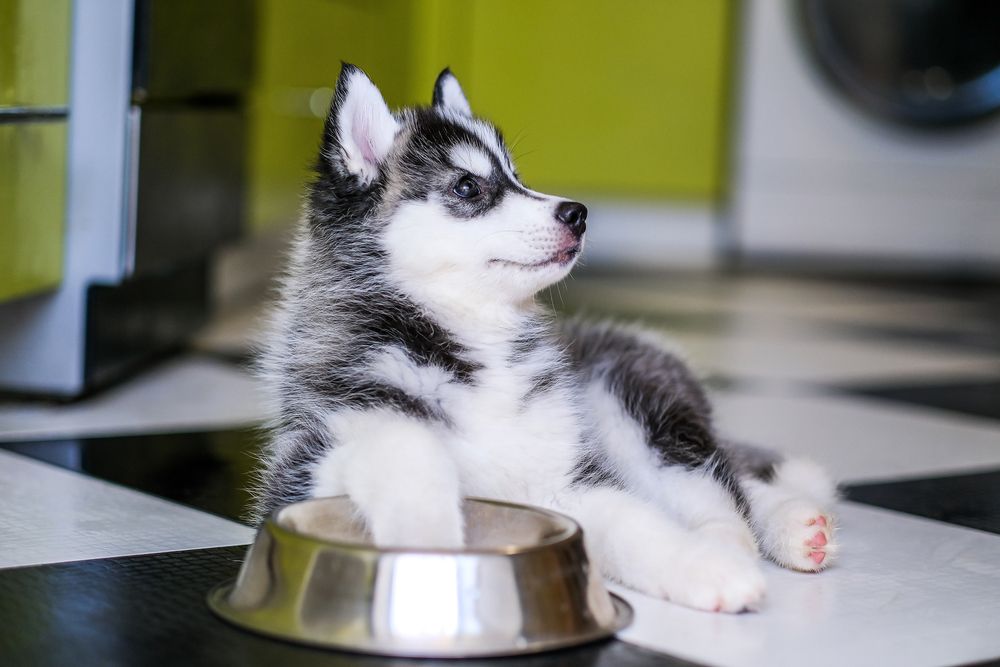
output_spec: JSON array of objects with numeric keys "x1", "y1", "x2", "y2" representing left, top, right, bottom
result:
[{"x1": 491, "y1": 243, "x2": 581, "y2": 270}]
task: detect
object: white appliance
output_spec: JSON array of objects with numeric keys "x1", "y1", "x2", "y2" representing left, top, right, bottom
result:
[{"x1": 732, "y1": 0, "x2": 1000, "y2": 271}]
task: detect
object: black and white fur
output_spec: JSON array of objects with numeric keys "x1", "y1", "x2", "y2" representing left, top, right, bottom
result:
[{"x1": 254, "y1": 64, "x2": 838, "y2": 613}]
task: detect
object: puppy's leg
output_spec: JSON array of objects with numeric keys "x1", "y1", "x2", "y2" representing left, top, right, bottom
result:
[
  {"x1": 650, "y1": 463, "x2": 760, "y2": 559},
  {"x1": 252, "y1": 427, "x2": 326, "y2": 522},
  {"x1": 556, "y1": 487, "x2": 765, "y2": 613},
  {"x1": 741, "y1": 458, "x2": 839, "y2": 572},
  {"x1": 312, "y1": 408, "x2": 464, "y2": 548},
  {"x1": 566, "y1": 322, "x2": 760, "y2": 568}
]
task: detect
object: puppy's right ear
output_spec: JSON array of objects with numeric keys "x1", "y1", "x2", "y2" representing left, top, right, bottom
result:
[{"x1": 321, "y1": 63, "x2": 399, "y2": 187}]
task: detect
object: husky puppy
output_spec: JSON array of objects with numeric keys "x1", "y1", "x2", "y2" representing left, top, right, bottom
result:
[{"x1": 255, "y1": 63, "x2": 838, "y2": 613}]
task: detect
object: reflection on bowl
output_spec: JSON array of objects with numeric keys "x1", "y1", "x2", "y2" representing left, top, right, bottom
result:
[{"x1": 208, "y1": 496, "x2": 631, "y2": 658}]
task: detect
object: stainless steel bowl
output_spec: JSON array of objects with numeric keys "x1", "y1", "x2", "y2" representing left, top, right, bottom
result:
[{"x1": 208, "y1": 496, "x2": 631, "y2": 658}]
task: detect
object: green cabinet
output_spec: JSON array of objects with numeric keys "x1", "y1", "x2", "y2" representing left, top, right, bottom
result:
[
  {"x1": 0, "y1": 0, "x2": 72, "y2": 301},
  {"x1": 0, "y1": 122, "x2": 68, "y2": 301},
  {"x1": 0, "y1": 0, "x2": 72, "y2": 108}
]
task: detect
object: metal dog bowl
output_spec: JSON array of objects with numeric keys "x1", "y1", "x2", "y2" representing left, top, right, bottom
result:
[{"x1": 208, "y1": 496, "x2": 631, "y2": 658}]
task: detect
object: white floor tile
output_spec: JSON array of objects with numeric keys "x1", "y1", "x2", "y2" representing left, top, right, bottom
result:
[
  {"x1": 569, "y1": 277, "x2": 1000, "y2": 385},
  {"x1": 667, "y1": 328, "x2": 1000, "y2": 385},
  {"x1": 712, "y1": 388, "x2": 1000, "y2": 483},
  {"x1": 572, "y1": 276, "x2": 989, "y2": 332},
  {"x1": 0, "y1": 356, "x2": 270, "y2": 442},
  {"x1": 0, "y1": 450, "x2": 253, "y2": 569},
  {"x1": 615, "y1": 502, "x2": 1000, "y2": 667}
]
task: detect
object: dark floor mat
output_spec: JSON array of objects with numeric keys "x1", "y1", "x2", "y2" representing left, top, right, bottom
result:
[
  {"x1": 0, "y1": 547, "x2": 691, "y2": 667},
  {"x1": 841, "y1": 323, "x2": 1000, "y2": 354},
  {"x1": 844, "y1": 469, "x2": 1000, "y2": 535},
  {"x1": 0, "y1": 429, "x2": 262, "y2": 523},
  {"x1": 841, "y1": 379, "x2": 1000, "y2": 421}
]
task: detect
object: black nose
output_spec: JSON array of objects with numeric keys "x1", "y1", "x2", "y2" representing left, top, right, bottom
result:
[{"x1": 556, "y1": 201, "x2": 587, "y2": 238}]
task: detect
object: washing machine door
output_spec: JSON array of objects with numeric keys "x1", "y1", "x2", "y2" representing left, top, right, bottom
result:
[{"x1": 797, "y1": 0, "x2": 1000, "y2": 127}]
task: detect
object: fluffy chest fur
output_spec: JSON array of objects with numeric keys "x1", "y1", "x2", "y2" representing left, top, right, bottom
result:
[{"x1": 365, "y1": 334, "x2": 584, "y2": 504}]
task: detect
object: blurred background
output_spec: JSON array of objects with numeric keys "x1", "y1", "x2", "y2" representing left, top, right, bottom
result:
[
  {"x1": 2, "y1": 6, "x2": 1000, "y2": 660},
  {"x1": 1, "y1": 0, "x2": 999, "y2": 404}
]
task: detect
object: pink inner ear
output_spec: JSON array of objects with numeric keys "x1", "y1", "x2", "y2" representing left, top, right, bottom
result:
[{"x1": 353, "y1": 113, "x2": 380, "y2": 166}]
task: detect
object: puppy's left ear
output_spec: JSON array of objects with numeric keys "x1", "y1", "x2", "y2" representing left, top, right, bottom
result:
[
  {"x1": 432, "y1": 67, "x2": 472, "y2": 116},
  {"x1": 322, "y1": 63, "x2": 399, "y2": 187}
]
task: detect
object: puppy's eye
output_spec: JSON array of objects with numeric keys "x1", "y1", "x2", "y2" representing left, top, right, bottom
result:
[{"x1": 453, "y1": 175, "x2": 481, "y2": 199}]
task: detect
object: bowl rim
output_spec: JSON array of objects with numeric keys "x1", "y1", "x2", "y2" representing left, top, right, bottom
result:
[{"x1": 267, "y1": 495, "x2": 584, "y2": 556}]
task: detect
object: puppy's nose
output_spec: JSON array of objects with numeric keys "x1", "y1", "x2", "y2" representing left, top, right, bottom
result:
[{"x1": 556, "y1": 201, "x2": 587, "y2": 239}]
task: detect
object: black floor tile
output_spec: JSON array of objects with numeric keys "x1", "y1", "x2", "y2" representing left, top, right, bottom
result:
[
  {"x1": 0, "y1": 547, "x2": 692, "y2": 667},
  {"x1": 844, "y1": 468, "x2": 1000, "y2": 535},
  {"x1": 0, "y1": 429, "x2": 263, "y2": 523},
  {"x1": 845, "y1": 323, "x2": 1000, "y2": 354},
  {"x1": 842, "y1": 379, "x2": 1000, "y2": 421}
]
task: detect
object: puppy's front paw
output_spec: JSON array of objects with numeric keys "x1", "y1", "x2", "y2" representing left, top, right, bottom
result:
[
  {"x1": 366, "y1": 498, "x2": 464, "y2": 549},
  {"x1": 321, "y1": 410, "x2": 466, "y2": 549},
  {"x1": 642, "y1": 539, "x2": 766, "y2": 613}
]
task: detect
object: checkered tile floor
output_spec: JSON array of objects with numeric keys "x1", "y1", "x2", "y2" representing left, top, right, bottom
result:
[{"x1": 2, "y1": 273, "x2": 998, "y2": 666}]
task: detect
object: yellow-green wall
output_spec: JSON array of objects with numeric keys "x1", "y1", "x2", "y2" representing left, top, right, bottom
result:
[
  {"x1": 0, "y1": 0, "x2": 72, "y2": 301},
  {"x1": 249, "y1": 0, "x2": 422, "y2": 230},
  {"x1": 0, "y1": 0, "x2": 732, "y2": 300},
  {"x1": 445, "y1": 0, "x2": 733, "y2": 199},
  {"x1": 248, "y1": 0, "x2": 733, "y2": 230}
]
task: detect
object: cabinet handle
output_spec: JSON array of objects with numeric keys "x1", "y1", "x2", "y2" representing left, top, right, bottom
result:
[{"x1": 0, "y1": 107, "x2": 69, "y2": 124}]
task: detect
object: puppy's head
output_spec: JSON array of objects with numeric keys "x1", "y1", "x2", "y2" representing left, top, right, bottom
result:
[{"x1": 314, "y1": 63, "x2": 586, "y2": 311}]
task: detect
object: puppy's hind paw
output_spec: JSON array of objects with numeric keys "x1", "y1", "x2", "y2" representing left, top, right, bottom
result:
[{"x1": 763, "y1": 500, "x2": 838, "y2": 572}]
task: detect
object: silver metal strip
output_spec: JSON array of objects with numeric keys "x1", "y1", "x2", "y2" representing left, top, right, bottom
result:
[{"x1": 122, "y1": 106, "x2": 141, "y2": 277}]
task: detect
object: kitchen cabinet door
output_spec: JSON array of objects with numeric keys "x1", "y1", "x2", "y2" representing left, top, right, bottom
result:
[
  {"x1": 0, "y1": 121, "x2": 68, "y2": 301},
  {"x1": 0, "y1": 0, "x2": 71, "y2": 301},
  {"x1": 0, "y1": 0, "x2": 72, "y2": 109}
]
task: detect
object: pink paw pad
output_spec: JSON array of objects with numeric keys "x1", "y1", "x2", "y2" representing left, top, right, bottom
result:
[
  {"x1": 803, "y1": 515, "x2": 831, "y2": 568},
  {"x1": 806, "y1": 531, "x2": 827, "y2": 548}
]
